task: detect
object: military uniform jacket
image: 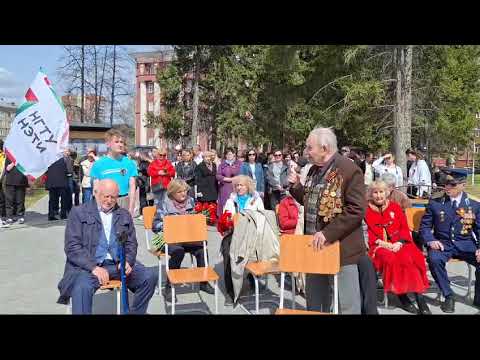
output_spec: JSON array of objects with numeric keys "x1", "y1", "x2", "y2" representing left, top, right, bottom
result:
[{"x1": 419, "y1": 192, "x2": 480, "y2": 253}]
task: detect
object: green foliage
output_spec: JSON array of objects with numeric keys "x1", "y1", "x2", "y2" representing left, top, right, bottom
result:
[{"x1": 146, "y1": 45, "x2": 480, "y2": 155}]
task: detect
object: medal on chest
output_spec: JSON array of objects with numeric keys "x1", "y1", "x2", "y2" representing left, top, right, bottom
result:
[
  {"x1": 458, "y1": 207, "x2": 475, "y2": 235},
  {"x1": 317, "y1": 169, "x2": 343, "y2": 223},
  {"x1": 439, "y1": 210, "x2": 445, "y2": 222}
]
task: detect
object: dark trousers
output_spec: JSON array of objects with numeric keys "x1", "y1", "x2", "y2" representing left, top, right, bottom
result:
[
  {"x1": 72, "y1": 180, "x2": 80, "y2": 206},
  {"x1": 0, "y1": 178, "x2": 6, "y2": 219},
  {"x1": 357, "y1": 255, "x2": 379, "y2": 314},
  {"x1": 48, "y1": 187, "x2": 68, "y2": 218},
  {"x1": 5, "y1": 185, "x2": 26, "y2": 219},
  {"x1": 71, "y1": 261, "x2": 158, "y2": 314},
  {"x1": 139, "y1": 186, "x2": 148, "y2": 216},
  {"x1": 65, "y1": 179, "x2": 73, "y2": 214},
  {"x1": 82, "y1": 187, "x2": 93, "y2": 204},
  {"x1": 427, "y1": 246, "x2": 480, "y2": 301},
  {"x1": 220, "y1": 233, "x2": 234, "y2": 299},
  {"x1": 168, "y1": 243, "x2": 205, "y2": 270}
]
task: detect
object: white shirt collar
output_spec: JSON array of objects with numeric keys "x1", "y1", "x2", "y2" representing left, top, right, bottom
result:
[{"x1": 450, "y1": 192, "x2": 463, "y2": 205}]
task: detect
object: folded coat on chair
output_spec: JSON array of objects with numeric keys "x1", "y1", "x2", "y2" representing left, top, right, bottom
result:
[{"x1": 229, "y1": 209, "x2": 280, "y2": 301}]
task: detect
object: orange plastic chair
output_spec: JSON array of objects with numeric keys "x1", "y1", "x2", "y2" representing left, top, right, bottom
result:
[
  {"x1": 405, "y1": 207, "x2": 426, "y2": 232},
  {"x1": 275, "y1": 235, "x2": 340, "y2": 315},
  {"x1": 143, "y1": 206, "x2": 165, "y2": 294},
  {"x1": 163, "y1": 214, "x2": 220, "y2": 314},
  {"x1": 67, "y1": 280, "x2": 122, "y2": 315}
]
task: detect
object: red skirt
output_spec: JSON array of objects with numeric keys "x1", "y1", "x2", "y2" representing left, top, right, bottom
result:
[{"x1": 370, "y1": 243, "x2": 429, "y2": 295}]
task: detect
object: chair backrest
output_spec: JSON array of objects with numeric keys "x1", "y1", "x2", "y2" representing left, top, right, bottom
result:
[
  {"x1": 275, "y1": 204, "x2": 280, "y2": 215},
  {"x1": 233, "y1": 213, "x2": 240, "y2": 226},
  {"x1": 405, "y1": 207, "x2": 426, "y2": 232},
  {"x1": 163, "y1": 214, "x2": 208, "y2": 244},
  {"x1": 279, "y1": 235, "x2": 340, "y2": 275},
  {"x1": 142, "y1": 206, "x2": 157, "y2": 230}
]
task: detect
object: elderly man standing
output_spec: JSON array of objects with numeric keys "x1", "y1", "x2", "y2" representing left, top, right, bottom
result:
[
  {"x1": 288, "y1": 127, "x2": 367, "y2": 314},
  {"x1": 57, "y1": 179, "x2": 157, "y2": 314}
]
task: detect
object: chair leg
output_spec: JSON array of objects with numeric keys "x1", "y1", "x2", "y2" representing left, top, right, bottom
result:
[
  {"x1": 66, "y1": 300, "x2": 72, "y2": 315},
  {"x1": 279, "y1": 272, "x2": 285, "y2": 309},
  {"x1": 214, "y1": 281, "x2": 218, "y2": 315},
  {"x1": 116, "y1": 288, "x2": 121, "y2": 315},
  {"x1": 465, "y1": 263, "x2": 472, "y2": 302},
  {"x1": 384, "y1": 291, "x2": 388, "y2": 308},
  {"x1": 171, "y1": 285, "x2": 176, "y2": 315},
  {"x1": 291, "y1": 273, "x2": 296, "y2": 310},
  {"x1": 254, "y1": 275, "x2": 260, "y2": 314},
  {"x1": 333, "y1": 274, "x2": 339, "y2": 314}
]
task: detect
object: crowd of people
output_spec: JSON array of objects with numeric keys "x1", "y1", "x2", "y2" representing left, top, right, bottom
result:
[{"x1": 2, "y1": 126, "x2": 478, "y2": 315}]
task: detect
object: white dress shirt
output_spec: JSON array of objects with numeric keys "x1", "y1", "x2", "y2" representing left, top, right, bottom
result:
[{"x1": 99, "y1": 207, "x2": 114, "y2": 260}]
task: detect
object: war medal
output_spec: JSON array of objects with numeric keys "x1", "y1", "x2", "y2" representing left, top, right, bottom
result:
[{"x1": 439, "y1": 210, "x2": 445, "y2": 222}]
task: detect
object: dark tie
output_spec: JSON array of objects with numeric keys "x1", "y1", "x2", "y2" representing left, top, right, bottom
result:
[{"x1": 452, "y1": 200, "x2": 457, "y2": 209}]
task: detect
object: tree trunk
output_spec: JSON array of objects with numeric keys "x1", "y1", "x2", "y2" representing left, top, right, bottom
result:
[
  {"x1": 393, "y1": 45, "x2": 413, "y2": 181},
  {"x1": 191, "y1": 58, "x2": 200, "y2": 147},
  {"x1": 93, "y1": 46, "x2": 98, "y2": 123},
  {"x1": 81, "y1": 45, "x2": 85, "y2": 123},
  {"x1": 97, "y1": 45, "x2": 108, "y2": 124},
  {"x1": 110, "y1": 45, "x2": 116, "y2": 126}
]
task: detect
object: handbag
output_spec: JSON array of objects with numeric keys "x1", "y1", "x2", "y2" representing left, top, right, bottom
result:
[{"x1": 146, "y1": 177, "x2": 155, "y2": 201}]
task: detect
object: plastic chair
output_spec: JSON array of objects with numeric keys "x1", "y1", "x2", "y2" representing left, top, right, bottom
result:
[
  {"x1": 275, "y1": 235, "x2": 340, "y2": 315},
  {"x1": 66, "y1": 280, "x2": 122, "y2": 315},
  {"x1": 143, "y1": 206, "x2": 164, "y2": 295},
  {"x1": 164, "y1": 214, "x2": 219, "y2": 314}
]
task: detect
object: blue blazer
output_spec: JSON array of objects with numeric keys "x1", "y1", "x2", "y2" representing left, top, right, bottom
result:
[
  {"x1": 240, "y1": 162, "x2": 265, "y2": 193},
  {"x1": 57, "y1": 200, "x2": 138, "y2": 304},
  {"x1": 419, "y1": 192, "x2": 480, "y2": 253}
]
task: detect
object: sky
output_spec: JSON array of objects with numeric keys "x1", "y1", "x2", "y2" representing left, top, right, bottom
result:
[{"x1": 0, "y1": 45, "x2": 165, "y2": 104}]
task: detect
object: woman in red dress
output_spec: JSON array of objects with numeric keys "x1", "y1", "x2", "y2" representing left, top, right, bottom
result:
[{"x1": 365, "y1": 180, "x2": 431, "y2": 315}]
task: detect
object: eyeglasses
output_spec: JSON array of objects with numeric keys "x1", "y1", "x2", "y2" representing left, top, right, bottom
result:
[
  {"x1": 158, "y1": 154, "x2": 166, "y2": 157},
  {"x1": 248, "y1": 153, "x2": 256, "y2": 156},
  {"x1": 274, "y1": 153, "x2": 282, "y2": 157}
]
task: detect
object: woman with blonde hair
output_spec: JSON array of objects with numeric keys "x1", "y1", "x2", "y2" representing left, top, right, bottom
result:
[
  {"x1": 152, "y1": 178, "x2": 215, "y2": 299},
  {"x1": 364, "y1": 180, "x2": 430, "y2": 315},
  {"x1": 223, "y1": 175, "x2": 264, "y2": 215}
]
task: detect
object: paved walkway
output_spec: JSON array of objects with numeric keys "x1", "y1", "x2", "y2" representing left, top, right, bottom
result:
[{"x1": 0, "y1": 195, "x2": 478, "y2": 315}]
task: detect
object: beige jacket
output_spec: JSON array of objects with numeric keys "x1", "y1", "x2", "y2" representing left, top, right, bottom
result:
[{"x1": 229, "y1": 209, "x2": 280, "y2": 301}]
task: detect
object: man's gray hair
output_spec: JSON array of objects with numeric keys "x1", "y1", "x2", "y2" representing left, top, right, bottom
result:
[
  {"x1": 380, "y1": 173, "x2": 397, "y2": 187},
  {"x1": 308, "y1": 127, "x2": 338, "y2": 153}
]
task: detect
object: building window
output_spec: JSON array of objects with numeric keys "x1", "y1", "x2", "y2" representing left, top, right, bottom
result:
[
  {"x1": 148, "y1": 101, "x2": 154, "y2": 112},
  {"x1": 147, "y1": 82, "x2": 154, "y2": 93}
]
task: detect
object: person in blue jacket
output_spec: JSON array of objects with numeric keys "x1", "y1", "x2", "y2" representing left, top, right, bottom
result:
[
  {"x1": 240, "y1": 149, "x2": 265, "y2": 199},
  {"x1": 419, "y1": 169, "x2": 480, "y2": 313}
]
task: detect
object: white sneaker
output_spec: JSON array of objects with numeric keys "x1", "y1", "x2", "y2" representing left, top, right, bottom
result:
[
  {"x1": 17, "y1": 218, "x2": 25, "y2": 224},
  {"x1": 0, "y1": 220, "x2": 10, "y2": 228}
]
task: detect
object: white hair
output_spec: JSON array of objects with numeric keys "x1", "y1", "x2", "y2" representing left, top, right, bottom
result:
[
  {"x1": 308, "y1": 127, "x2": 338, "y2": 153},
  {"x1": 380, "y1": 173, "x2": 397, "y2": 187}
]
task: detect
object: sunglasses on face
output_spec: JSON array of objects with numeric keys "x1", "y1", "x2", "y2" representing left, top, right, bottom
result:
[
  {"x1": 248, "y1": 153, "x2": 256, "y2": 156},
  {"x1": 274, "y1": 154, "x2": 282, "y2": 157}
]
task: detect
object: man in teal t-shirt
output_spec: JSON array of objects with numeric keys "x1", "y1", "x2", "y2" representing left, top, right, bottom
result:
[{"x1": 90, "y1": 129, "x2": 138, "y2": 217}]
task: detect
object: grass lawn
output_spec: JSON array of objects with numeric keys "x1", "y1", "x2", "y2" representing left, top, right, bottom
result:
[
  {"x1": 25, "y1": 188, "x2": 47, "y2": 209},
  {"x1": 465, "y1": 175, "x2": 480, "y2": 199}
]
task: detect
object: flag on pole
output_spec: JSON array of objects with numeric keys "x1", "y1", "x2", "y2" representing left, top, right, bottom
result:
[{"x1": 4, "y1": 69, "x2": 69, "y2": 180}]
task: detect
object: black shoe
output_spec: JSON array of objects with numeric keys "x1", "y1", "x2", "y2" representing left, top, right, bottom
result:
[
  {"x1": 200, "y1": 282, "x2": 215, "y2": 295},
  {"x1": 398, "y1": 294, "x2": 418, "y2": 314},
  {"x1": 415, "y1": 294, "x2": 432, "y2": 315},
  {"x1": 48, "y1": 216, "x2": 59, "y2": 221},
  {"x1": 60, "y1": 215, "x2": 67, "y2": 220},
  {"x1": 440, "y1": 296, "x2": 455, "y2": 313}
]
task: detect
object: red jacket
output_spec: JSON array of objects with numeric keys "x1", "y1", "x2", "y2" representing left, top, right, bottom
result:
[
  {"x1": 278, "y1": 196, "x2": 299, "y2": 234},
  {"x1": 147, "y1": 159, "x2": 175, "y2": 188},
  {"x1": 365, "y1": 200, "x2": 413, "y2": 256}
]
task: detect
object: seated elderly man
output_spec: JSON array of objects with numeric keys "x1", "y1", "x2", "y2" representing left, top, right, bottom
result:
[
  {"x1": 419, "y1": 170, "x2": 480, "y2": 313},
  {"x1": 57, "y1": 179, "x2": 158, "y2": 314},
  {"x1": 380, "y1": 173, "x2": 412, "y2": 211}
]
